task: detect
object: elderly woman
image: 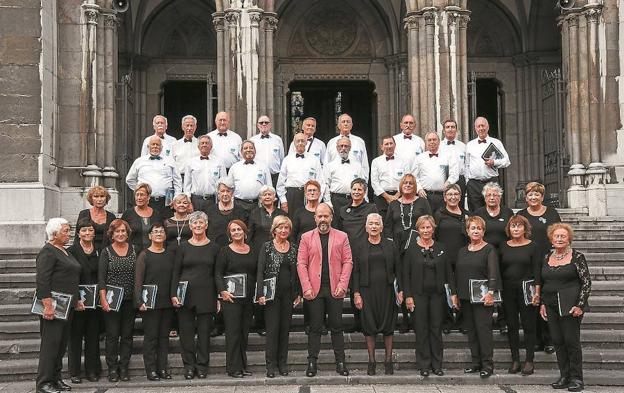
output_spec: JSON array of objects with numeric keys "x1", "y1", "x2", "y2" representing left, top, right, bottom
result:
[
  {"x1": 75, "y1": 185, "x2": 116, "y2": 250},
  {"x1": 171, "y1": 211, "x2": 220, "y2": 379},
  {"x1": 163, "y1": 193, "x2": 193, "y2": 253},
  {"x1": 434, "y1": 183, "x2": 469, "y2": 334},
  {"x1": 216, "y1": 220, "x2": 257, "y2": 378},
  {"x1": 352, "y1": 213, "x2": 400, "y2": 376},
  {"x1": 67, "y1": 219, "x2": 101, "y2": 384},
  {"x1": 499, "y1": 215, "x2": 540, "y2": 375},
  {"x1": 455, "y1": 216, "x2": 500, "y2": 378},
  {"x1": 134, "y1": 222, "x2": 175, "y2": 381},
  {"x1": 403, "y1": 215, "x2": 457, "y2": 377},
  {"x1": 257, "y1": 215, "x2": 301, "y2": 378},
  {"x1": 121, "y1": 183, "x2": 162, "y2": 253},
  {"x1": 207, "y1": 177, "x2": 250, "y2": 248},
  {"x1": 292, "y1": 180, "x2": 322, "y2": 242},
  {"x1": 98, "y1": 219, "x2": 137, "y2": 382},
  {"x1": 35, "y1": 218, "x2": 82, "y2": 393},
  {"x1": 540, "y1": 223, "x2": 591, "y2": 392},
  {"x1": 248, "y1": 185, "x2": 287, "y2": 252},
  {"x1": 518, "y1": 181, "x2": 561, "y2": 354}
]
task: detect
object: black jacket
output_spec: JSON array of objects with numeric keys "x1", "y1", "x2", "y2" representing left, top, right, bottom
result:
[
  {"x1": 352, "y1": 238, "x2": 398, "y2": 293},
  {"x1": 402, "y1": 237, "x2": 455, "y2": 298},
  {"x1": 35, "y1": 243, "x2": 82, "y2": 305}
]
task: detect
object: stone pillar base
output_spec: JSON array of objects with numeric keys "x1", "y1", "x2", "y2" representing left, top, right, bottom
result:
[
  {"x1": 585, "y1": 162, "x2": 608, "y2": 217},
  {"x1": 566, "y1": 164, "x2": 587, "y2": 210}
]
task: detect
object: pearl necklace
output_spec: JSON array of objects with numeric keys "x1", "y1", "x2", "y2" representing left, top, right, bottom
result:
[{"x1": 554, "y1": 247, "x2": 571, "y2": 260}]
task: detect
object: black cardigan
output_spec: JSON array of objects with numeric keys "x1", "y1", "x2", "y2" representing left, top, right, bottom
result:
[
  {"x1": 351, "y1": 238, "x2": 398, "y2": 293},
  {"x1": 402, "y1": 238, "x2": 455, "y2": 298},
  {"x1": 35, "y1": 243, "x2": 82, "y2": 305}
]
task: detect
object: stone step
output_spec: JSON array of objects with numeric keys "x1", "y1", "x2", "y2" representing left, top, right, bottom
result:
[
  {"x1": 584, "y1": 252, "x2": 624, "y2": 265},
  {"x1": 0, "y1": 273, "x2": 34, "y2": 288},
  {"x1": 587, "y1": 296, "x2": 624, "y2": 312},
  {"x1": 0, "y1": 259, "x2": 35, "y2": 274},
  {"x1": 590, "y1": 266, "x2": 624, "y2": 280},
  {"x1": 574, "y1": 241, "x2": 624, "y2": 253},
  {"x1": 590, "y1": 280, "x2": 624, "y2": 295}
]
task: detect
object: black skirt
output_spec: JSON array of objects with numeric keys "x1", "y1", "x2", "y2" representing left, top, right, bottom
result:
[{"x1": 360, "y1": 244, "x2": 396, "y2": 336}]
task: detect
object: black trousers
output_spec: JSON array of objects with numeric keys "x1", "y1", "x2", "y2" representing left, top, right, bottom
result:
[
  {"x1": 466, "y1": 177, "x2": 498, "y2": 212},
  {"x1": 37, "y1": 315, "x2": 71, "y2": 388},
  {"x1": 68, "y1": 309, "x2": 101, "y2": 377},
  {"x1": 271, "y1": 173, "x2": 279, "y2": 188},
  {"x1": 235, "y1": 198, "x2": 259, "y2": 214},
  {"x1": 178, "y1": 306, "x2": 213, "y2": 373},
  {"x1": 412, "y1": 293, "x2": 444, "y2": 371},
  {"x1": 103, "y1": 299, "x2": 135, "y2": 371},
  {"x1": 222, "y1": 299, "x2": 253, "y2": 373},
  {"x1": 425, "y1": 191, "x2": 445, "y2": 214},
  {"x1": 502, "y1": 284, "x2": 537, "y2": 361},
  {"x1": 191, "y1": 194, "x2": 216, "y2": 214},
  {"x1": 307, "y1": 286, "x2": 345, "y2": 362},
  {"x1": 149, "y1": 196, "x2": 171, "y2": 222},
  {"x1": 264, "y1": 290, "x2": 294, "y2": 371},
  {"x1": 373, "y1": 191, "x2": 397, "y2": 221},
  {"x1": 330, "y1": 193, "x2": 351, "y2": 217},
  {"x1": 285, "y1": 187, "x2": 304, "y2": 217},
  {"x1": 141, "y1": 308, "x2": 173, "y2": 373},
  {"x1": 457, "y1": 175, "x2": 467, "y2": 210},
  {"x1": 462, "y1": 299, "x2": 494, "y2": 372},
  {"x1": 546, "y1": 304, "x2": 584, "y2": 381}
]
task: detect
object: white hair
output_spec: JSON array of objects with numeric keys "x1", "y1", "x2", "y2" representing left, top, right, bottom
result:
[
  {"x1": 189, "y1": 211, "x2": 208, "y2": 225},
  {"x1": 218, "y1": 177, "x2": 235, "y2": 190},
  {"x1": 46, "y1": 217, "x2": 69, "y2": 241},
  {"x1": 482, "y1": 182, "x2": 504, "y2": 197},
  {"x1": 258, "y1": 185, "x2": 276, "y2": 206},
  {"x1": 366, "y1": 213, "x2": 383, "y2": 226},
  {"x1": 181, "y1": 115, "x2": 197, "y2": 124}
]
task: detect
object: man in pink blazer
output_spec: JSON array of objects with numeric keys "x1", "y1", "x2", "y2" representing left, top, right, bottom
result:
[{"x1": 297, "y1": 203, "x2": 353, "y2": 377}]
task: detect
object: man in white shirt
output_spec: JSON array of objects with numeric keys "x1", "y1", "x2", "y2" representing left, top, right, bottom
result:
[
  {"x1": 325, "y1": 114, "x2": 369, "y2": 174},
  {"x1": 277, "y1": 132, "x2": 326, "y2": 216},
  {"x1": 465, "y1": 116, "x2": 511, "y2": 211},
  {"x1": 172, "y1": 115, "x2": 200, "y2": 179},
  {"x1": 183, "y1": 135, "x2": 226, "y2": 213},
  {"x1": 127, "y1": 135, "x2": 182, "y2": 219},
  {"x1": 393, "y1": 114, "x2": 425, "y2": 166},
  {"x1": 288, "y1": 117, "x2": 326, "y2": 164},
  {"x1": 324, "y1": 136, "x2": 368, "y2": 215},
  {"x1": 370, "y1": 135, "x2": 412, "y2": 218},
  {"x1": 207, "y1": 111, "x2": 242, "y2": 170},
  {"x1": 439, "y1": 119, "x2": 467, "y2": 207},
  {"x1": 140, "y1": 115, "x2": 177, "y2": 158},
  {"x1": 228, "y1": 140, "x2": 272, "y2": 212},
  {"x1": 250, "y1": 115, "x2": 284, "y2": 187},
  {"x1": 412, "y1": 132, "x2": 459, "y2": 213}
]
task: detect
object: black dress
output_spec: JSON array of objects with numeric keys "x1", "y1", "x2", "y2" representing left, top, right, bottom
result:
[
  {"x1": 121, "y1": 207, "x2": 162, "y2": 253},
  {"x1": 474, "y1": 206, "x2": 514, "y2": 250},
  {"x1": 207, "y1": 205, "x2": 249, "y2": 248},
  {"x1": 383, "y1": 198, "x2": 432, "y2": 249},
  {"x1": 248, "y1": 206, "x2": 287, "y2": 252},
  {"x1": 75, "y1": 209, "x2": 116, "y2": 251},
  {"x1": 518, "y1": 207, "x2": 561, "y2": 258},
  {"x1": 163, "y1": 217, "x2": 192, "y2": 254},
  {"x1": 434, "y1": 207, "x2": 469, "y2": 265},
  {"x1": 291, "y1": 207, "x2": 316, "y2": 242}
]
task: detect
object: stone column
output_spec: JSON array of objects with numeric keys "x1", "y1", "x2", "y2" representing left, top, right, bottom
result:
[
  {"x1": 263, "y1": 13, "x2": 278, "y2": 122},
  {"x1": 212, "y1": 13, "x2": 226, "y2": 111},
  {"x1": 102, "y1": 12, "x2": 119, "y2": 189},
  {"x1": 404, "y1": 15, "x2": 421, "y2": 128}
]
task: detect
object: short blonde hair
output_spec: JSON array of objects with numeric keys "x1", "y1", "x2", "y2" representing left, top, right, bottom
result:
[
  {"x1": 399, "y1": 173, "x2": 418, "y2": 193},
  {"x1": 87, "y1": 186, "x2": 111, "y2": 205},
  {"x1": 135, "y1": 183, "x2": 152, "y2": 196},
  {"x1": 416, "y1": 215, "x2": 436, "y2": 231},
  {"x1": 547, "y1": 223, "x2": 574, "y2": 243},
  {"x1": 172, "y1": 194, "x2": 191, "y2": 205},
  {"x1": 525, "y1": 181, "x2": 545, "y2": 195},
  {"x1": 271, "y1": 215, "x2": 292, "y2": 237},
  {"x1": 465, "y1": 215, "x2": 486, "y2": 231}
]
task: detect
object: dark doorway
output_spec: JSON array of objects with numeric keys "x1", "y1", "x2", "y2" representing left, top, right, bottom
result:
[
  {"x1": 163, "y1": 81, "x2": 212, "y2": 138},
  {"x1": 287, "y1": 81, "x2": 377, "y2": 160}
]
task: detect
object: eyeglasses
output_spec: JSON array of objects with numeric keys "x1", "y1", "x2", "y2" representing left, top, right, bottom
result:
[
  {"x1": 446, "y1": 192, "x2": 460, "y2": 197},
  {"x1": 258, "y1": 121, "x2": 270, "y2": 125},
  {"x1": 151, "y1": 229, "x2": 166, "y2": 234}
]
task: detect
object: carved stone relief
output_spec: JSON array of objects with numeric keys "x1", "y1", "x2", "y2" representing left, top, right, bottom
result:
[{"x1": 305, "y1": 7, "x2": 357, "y2": 56}]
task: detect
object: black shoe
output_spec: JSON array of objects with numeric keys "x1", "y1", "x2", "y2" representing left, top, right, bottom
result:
[
  {"x1": 420, "y1": 369, "x2": 429, "y2": 377},
  {"x1": 266, "y1": 370, "x2": 276, "y2": 378},
  {"x1": 184, "y1": 369, "x2": 195, "y2": 380},
  {"x1": 432, "y1": 369, "x2": 444, "y2": 376},
  {"x1": 499, "y1": 326, "x2": 508, "y2": 335},
  {"x1": 228, "y1": 371, "x2": 244, "y2": 378},
  {"x1": 567, "y1": 379, "x2": 584, "y2": 392},
  {"x1": 545, "y1": 345, "x2": 556, "y2": 354},
  {"x1": 108, "y1": 370, "x2": 119, "y2": 383},
  {"x1": 256, "y1": 329, "x2": 266, "y2": 336},
  {"x1": 210, "y1": 327, "x2": 224, "y2": 337},
  {"x1": 384, "y1": 361, "x2": 394, "y2": 375},
  {"x1": 278, "y1": 365, "x2": 289, "y2": 376},
  {"x1": 86, "y1": 374, "x2": 99, "y2": 382},
  {"x1": 306, "y1": 361, "x2": 317, "y2": 377},
  {"x1": 321, "y1": 326, "x2": 328, "y2": 335},
  {"x1": 197, "y1": 372, "x2": 207, "y2": 379},
  {"x1": 147, "y1": 371, "x2": 160, "y2": 381},
  {"x1": 552, "y1": 377, "x2": 570, "y2": 389},
  {"x1": 459, "y1": 328, "x2": 468, "y2": 334},
  {"x1": 336, "y1": 361, "x2": 349, "y2": 376},
  {"x1": 37, "y1": 383, "x2": 60, "y2": 393},
  {"x1": 157, "y1": 370, "x2": 171, "y2": 380},
  {"x1": 464, "y1": 366, "x2": 481, "y2": 373},
  {"x1": 367, "y1": 362, "x2": 376, "y2": 376},
  {"x1": 69, "y1": 376, "x2": 81, "y2": 384},
  {"x1": 521, "y1": 361, "x2": 534, "y2": 376},
  {"x1": 480, "y1": 369, "x2": 493, "y2": 378},
  {"x1": 55, "y1": 380, "x2": 71, "y2": 391},
  {"x1": 242, "y1": 369, "x2": 252, "y2": 376},
  {"x1": 508, "y1": 360, "x2": 521, "y2": 374},
  {"x1": 442, "y1": 328, "x2": 451, "y2": 334},
  {"x1": 119, "y1": 368, "x2": 130, "y2": 381}
]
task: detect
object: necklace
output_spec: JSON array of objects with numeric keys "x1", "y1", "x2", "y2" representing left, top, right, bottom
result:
[
  {"x1": 175, "y1": 219, "x2": 187, "y2": 245},
  {"x1": 399, "y1": 201, "x2": 414, "y2": 231},
  {"x1": 554, "y1": 247, "x2": 571, "y2": 260},
  {"x1": 274, "y1": 240, "x2": 289, "y2": 252}
]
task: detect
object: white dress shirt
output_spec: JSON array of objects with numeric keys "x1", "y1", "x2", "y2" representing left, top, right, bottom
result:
[
  {"x1": 250, "y1": 132, "x2": 284, "y2": 175},
  {"x1": 126, "y1": 155, "x2": 182, "y2": 198},
  {"x1": 172, "y1": 136, "x2": 199, "y2": 175},
  {"x1": 412, "y1": 150, "x2": 459, "y2": 191},
  {"x1": 276, "y1": 152, "x2": 325, "y2": 204},
  {"x1": 439, "y1": 138, "x2": 467, "y2": 177},
  {"x1": 140, "y1": 134, "x2": 177, "y2": 158},
  {"x1": 228, "y1": 160, "x2": 272, "y2": 200},
  {"x1": 183, "y1": 156, "x2": 225, "y2": 197},
  {"x1": 393, "y1": 132, "x2": 425, "y2": 166},
  {"x1": 206, "y1": 129, "x2": 242, "y2": 169},
  {"x1": 465, "y1": 136, "x2": 511, "y2": 180},
  {"x1": 288, "y1": 136, "x2": 326, "y2": 164},
  {"x1": 324, "y1": 157, "x2": 368, "y2": 195},
  {"x1": 325, "y1": 133, "x2": 369, "y2": 175},
  {"x1": 370, "y1": 154, "x2": 411, "y2": 196}
]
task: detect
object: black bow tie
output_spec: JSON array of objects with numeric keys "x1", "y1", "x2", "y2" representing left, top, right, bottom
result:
[
  {"x1": 447, "y1": 140, "x2": 455, "y2": 145},
  {"x1": 200, "y1": 156, "x2": 209, "y2": 160},
  {"x1": 404, "y1": 135, "x2": 412, "y2": 140},
  {"x1": 260, "y1": 134, "x2": 270, "y2": 139},
  {"x1": 341, "y1": 159, "x2": 350, "y2": 164},
  {"x1": 218, "y1": 132, "x2": 227, "y2": 137},
  {"x1": 307, "y1": 138, "x2": 313, "y2": 142},
  {"x1": 478, "y1": 139, "x2": 487, "y2": 144},
  {"x1": 184, "y1": 139, "x2": 192, "y2": 143},
  {"x1": 296, "y1": 153, "x2": 305, "y2": 158},
  {"x1": 158, "y1": 135, "x2": 165, "y2": 139},
  {"x1": 149, "y1": 155, "x2": 162, "y2": 160},
  {"x1": 386, "y1": 156, "x2": 394, "y2": 161},
  {"x1": 429, "y1": 153, "x2": 438, "y2": 158},
  {"x1": 244, "y1": 160, "x2": 254, "y2": 165}
]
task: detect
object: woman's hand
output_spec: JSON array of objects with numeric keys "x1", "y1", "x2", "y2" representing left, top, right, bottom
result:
[
  {"x1": 396, "y1": 291, "x2": 404, "y2": 305},
  {"x1": 139, "y1": 303, "x2": 147, "y2": 312},
  {"x1": 42, "y1": 298, "x2": 55, "y2": 320},
  {"x1": 540, "y1": 304, "x2": 548, "y2": 321},
  {"x1": 451, "y1": 295, "x2": 459, "y2": 310},
  {"x1": 171, "y1": 297, "x2": 181, "y2": 308},
  {"x1": 293, "y1": 296, "x2": 302, "y2": 307},
  {"x1": 570, "y1": 306, "x2": 584, "y2": 317},
  {"x1": 101, "y1": 300, "x2": 111, "y2": 313},
  {"x1": 482, "y1": 293, "x2": 494, "y2": 307},
  {"x1": 531, "y1": 294, "x2": 541, "y2": 307},
  {"x1": 354, "y1": 292, "x2": 363, "y2": 310},
  {"x1": 258, "y1": 296, "x2": 267, "y2": 306},
  {"x1": 406, "y1": 297, "x2": 415, "y2": 312},
  {"x1": 220, "y1": 291, "x2": 234, "y2": 303},
  {"x1": 75, "y1": 300, "x2": 85, "y2": 312}
]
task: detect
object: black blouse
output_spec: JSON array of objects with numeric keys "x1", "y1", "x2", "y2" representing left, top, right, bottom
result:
[
  {"x1": 256, "y1": 240, "x2": 300, "y2": 299},
  {"x1": 206, "y1": 205, "x2": 249, "y2": 248},
  {"x1": 402, "y1": 238, "x2": 454, "y2": 297},
  {"x1": 120, "y1": 207, "x2": 162, "y2": 253},
  {"x1": 455, "y1": 243, "x2": 501, "y2": 300},
  {"x1": 248, "y1": 206, "x2": 287, "y2": 252},
  {"x1": 35, "y1": 243, "x2": 82, "y2": 304},
  {"x1": 134, "y1": 249, "x2": 174, "y2": 309},
  {"x1": 171, "y1": 241, "x2": 220, "y2": 313},
  {"x1": 498, "y1": 241, "x2": 541, "y2": 286},
  {"x1": 517, "y1": 207, "x2": 561, "y2": 258},
  {"x1": 541, "y1": 249, "x2": 591, "y2": 310},
  {"x1": 383, "y1": 198, "x2": 432, "y2": 249},
  {"x1": 474, "y1": 206, "x2": 514, "y2": 249},
  {"x1": 337, "y1": 202, "x2": 378, "y2": 245},
  {"x1": 434, "y1": 207, "x2": 469, "y2": 265},
  {"x1": 215, "y1": 246, "x2": 257, "y2": 299},
  {"x1": 67, "y1": 243, "x2": 99, "y2": 285},
  {"x1": 163, "y1": 217, "x2": 192, "y2": 254},
  {"x1": 292, "y1": 207, "x2": 316, "y2": 242},
  {"x1": 75, "y1": 209, "x2": 116, "y2": 251}
]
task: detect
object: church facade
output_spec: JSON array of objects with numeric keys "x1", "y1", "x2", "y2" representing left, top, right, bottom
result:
[{"x1": 0, "y1": 0, "x2": 623, "y2": 248}]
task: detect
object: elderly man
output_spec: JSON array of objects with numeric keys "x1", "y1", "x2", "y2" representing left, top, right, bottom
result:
[
  {"x1": 324, "y1": 136, "x2": 368, "y2": 215},
  {"x1": 228, "y1": 140, "x2": 272, "y2": 212},
  {"x1": 250, "y1": 115, "x2": 284, "y2": 187},
  {"x1": 141, "y1": 115, "x2": 177, "y2": 158},
  {"x1": 412, "y1": 132, "x2": 459, "y2": 213},
  {"x1": 393, "y1": 114, "x2": 425, "y2": 166},
  {"x1": 127, "y1": 135, "x2": 182, "y2": 219},
  {"x1": 370, "y1": 135, "x2": 412, "y2": 218},
  {"x1": 297, "y1": 203, "x2": 353, "y2": 377},
  {"x1": 277, "y1": 132, "x2": 326, "y2": 217},
  {"x1": 172, "y1": 115, "x2": 200, "y2": 179},
  {"x1": 439, "y1": 119, "x2": 467, "y2": 206},
  {"x1": 465, "y1": 117, "x2": 511, "y2": 211},
  {"x1": 207, "y1": 112, "x2": 242, "y2": 170},
  {"x1": 325, "y1": 114, "x2": 369, "y2": 174},
  {"x1": 183, "y1": 135, "x2": 226, "y2": 213},
  {"x1": 288, "y1": 117, "x2": 326, "y2": 164}
]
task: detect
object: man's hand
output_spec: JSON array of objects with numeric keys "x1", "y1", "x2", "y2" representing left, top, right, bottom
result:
[
  {"x1": 281, "y1": 202, "x2": 289, "y2": 213},
  {"x1": 417, "y1": 189, "x2": 427, "y2": 198},
  {"x1": 484, "y1": 158, "x2": 495, "y2": 168},
  {"x1": 334, "y1": 286, "x2": 346, "y2": 298},
  {"x1": 303, "y1": 289, "x2": 313, "y2": 301}
]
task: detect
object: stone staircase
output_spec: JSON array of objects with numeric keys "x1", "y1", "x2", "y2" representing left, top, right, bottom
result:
[{"x1": 1, "y1": 209, "x2": 624, "y2": 387}]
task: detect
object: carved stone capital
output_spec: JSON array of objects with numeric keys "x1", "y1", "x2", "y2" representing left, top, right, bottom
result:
[
  {"x1": 224, "y1": 10, "x2": 240, "y2": 26},
  {"x1": 403, "y1": 15, "x2": 419, "y2": 31},
  {"x1": 248, "y1": 10, "x2": 262, "y2": 26},
  {"x1": 82, "y1": 4, "x2": 100, "y2": 25},
  {"x1": 212, "y1": 12, "x2": 225, "y2": 31},
  {"x1": 448, "y1": 11, "x2": 459, "y2": 27},
  {"x1": 103, "y1": 13, "x2": 117, "y2": 29},
  {"x1": 565, "y1": 13, "x2": 579, "y2": 27},
  {"x1": 584, "y1": 7, "x2": 602, "y2": 24},
  {"x1": 264, "y1": 15, "x2": 278, "y2": 31},
  {"x1": 423, "y1": 9, "x2": 437, "y2": 26}
]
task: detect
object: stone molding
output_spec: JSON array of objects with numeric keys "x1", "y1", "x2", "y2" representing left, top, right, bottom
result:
[{"x1": 293, "y1": 73, "x2": 369, "y2": 81}]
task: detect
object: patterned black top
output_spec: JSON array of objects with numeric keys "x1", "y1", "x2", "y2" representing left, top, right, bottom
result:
[
  {"x1": 541, "y1": 249, "x2": 591, "y2": 310},
  {"x1": 256, "y1": 240, "x2": 301, "y2": 298},
  {"x1": 98, "y1": 245, "x2": 137, "y2": 300}
]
